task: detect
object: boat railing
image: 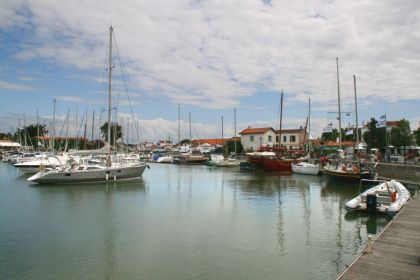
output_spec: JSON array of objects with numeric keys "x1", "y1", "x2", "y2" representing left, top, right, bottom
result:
[{"x1": 358, "y1": 178, "x2": 387, "y2": 195}]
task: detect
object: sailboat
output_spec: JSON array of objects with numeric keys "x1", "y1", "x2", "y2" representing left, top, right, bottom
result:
[
  {"x1": 28, "y1": 26, "x2": 148, "y2": 184},
  {"x1": 245, "y1": 91, "x2": 296, "y2": 173},
  {"x1": 323, "y1": 59, "x2": 372, "y2": 183},
  {"x1": 292, "y1": 98, "x2": 320, "y2": 175}
]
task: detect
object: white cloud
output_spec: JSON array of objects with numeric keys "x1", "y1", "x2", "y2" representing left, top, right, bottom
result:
[{"x1": 0, "y1": 80, "x2": 36, "y2": 91}]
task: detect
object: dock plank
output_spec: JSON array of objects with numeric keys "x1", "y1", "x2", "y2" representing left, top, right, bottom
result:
[{"x1": 338, "y1": 197, "x2": 420, "y2": 280}]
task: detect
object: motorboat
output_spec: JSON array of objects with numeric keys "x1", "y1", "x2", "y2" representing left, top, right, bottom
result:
[
  {"x1": 14, "y1": 153, "x2": 69, "y2": 174},
  {"x1": 207, "y1": 154, "x2": 241, "y2": 167},
  {"x1": 156, "y1": 155, "x2": 174, "y2": 163},
  {"x1": 292, "y1": 161, "x2": 320, "y2": 175},
  {"x1": 345, "y1": 180, "x2": 410, "y2": 214}
]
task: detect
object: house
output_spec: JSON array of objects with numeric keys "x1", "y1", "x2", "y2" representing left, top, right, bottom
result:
[
  {"x1": 276, "y1": 128, "x2": 308, "y2": 150},
  {"x1": 239, "y1": 127, "x2": 276, "y2": 151}
]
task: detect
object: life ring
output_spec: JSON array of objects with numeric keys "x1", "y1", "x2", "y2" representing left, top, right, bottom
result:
[
  {"x1": 391, "y1": 191, "x2": 397, "y2": 202},
  {"x1": 341, "y1": 165, "x2": 347, "y2": 171}
]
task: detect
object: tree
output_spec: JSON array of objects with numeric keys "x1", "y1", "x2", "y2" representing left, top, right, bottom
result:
[
  {"x1": 321, "y1": 129, "x2": 339, "y2": 142},
  {"x1": 363, "y1": 118, "x2": 386, "y2": 149},
  {"x1": 414, "y1": 128, "x2": 420, "y2": 146},
  {"x1": 224, "y1": 140, "x2": 243, "y2": 155},
  {"x1": 0, "y1": 132, "x2": 13, "y2": 140},
  {"x1": 25, "y1": 124, "x2": 48, "y2": 138},
  {"x1": 100, "y1": 122, "x2": 123, "y2": 145},
  {"x1": 389, "y1": 119, "x2": 413, "y2": 148}
]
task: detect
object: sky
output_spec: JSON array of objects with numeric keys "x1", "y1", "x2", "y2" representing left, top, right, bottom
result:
[{"x1": 1, "y1": 0, "x2": 419, "y2": 143}]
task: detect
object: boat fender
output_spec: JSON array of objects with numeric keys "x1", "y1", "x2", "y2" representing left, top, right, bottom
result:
[
  {"x1": 352, "y1": 165, "x2": 358, "y2": 173},
  {"x1": 391, "y1": 191, "x2": 397, "y2": 202},
  {"x1": 39, "y1": 163, "x2": 45, "y2": 172}
]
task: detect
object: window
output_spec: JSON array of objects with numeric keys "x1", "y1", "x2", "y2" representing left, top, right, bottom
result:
[
  {"x1": 268, "y1": 135, "x2": 272, "y2": 142},
  {"x1": 290, "y1": 135, "x2": 296, "y2": 142},
  {"x1": 276, "y1": 136, "x2": 279, "y2": 143},
  {"x1": 250, "y1": 135, "x2": 254, "y2": 142},
  {"x1": 283, "y1": 136, "x2": 287, "y2": 143}
]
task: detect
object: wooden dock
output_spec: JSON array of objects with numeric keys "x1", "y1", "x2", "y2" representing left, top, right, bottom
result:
[{"x1": 337, "y1": 196, "x2": 420, "y2": 280}]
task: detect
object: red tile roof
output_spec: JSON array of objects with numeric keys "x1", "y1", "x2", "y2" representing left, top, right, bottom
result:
[
  {"x1": 191, "y1": 137, "x2": 241, "y2": 146},
  {"x1": 239, "y1": 127, "x2": 274, "y2": 135},
  {"x1": 191, "y1": 139, "x2": 226, "y2": 146}
]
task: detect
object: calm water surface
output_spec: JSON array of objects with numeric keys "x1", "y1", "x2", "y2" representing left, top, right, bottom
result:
[{"x1": 0, "y1": 162, "x2": 392, "y2": 279}]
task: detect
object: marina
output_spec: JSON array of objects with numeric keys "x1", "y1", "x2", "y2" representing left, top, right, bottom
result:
[
  {"x1": 1, "y1": 160, "x2": 416, "y2": 279},
  {"x1": 1, "y1": 2, "x2": 420, "y2": 279}
]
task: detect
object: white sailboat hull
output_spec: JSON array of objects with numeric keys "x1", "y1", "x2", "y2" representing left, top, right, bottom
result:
[
  {"x1": 291, "y1": 162, "x2": 320, "y2": 175},
  {"x1": 28, "y1": 164, "x2": 147, "y2": 184}
]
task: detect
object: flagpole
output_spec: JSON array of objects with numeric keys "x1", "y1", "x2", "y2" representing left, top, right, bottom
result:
[{"x1": 353, "y1": 75, "x2": 359, "y2": 149}]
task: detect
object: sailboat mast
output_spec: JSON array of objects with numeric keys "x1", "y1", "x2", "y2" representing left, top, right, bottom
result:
[
  {"x1": 52, "y1": 98, "x2": 56, "y2": 153},
  {"x1": 178, "y1": 103, "x2": 180, "y2": 146},
  {"x1": 353, "y1": 75, "x2": 359, "y2": 149},
  {"x1": 234, "y1": 107, "x2": 237, "y2": 157},
  {"x1": 278, "y1": 90, "x2": 283, "y2": 147},
  {"x1": 107, "y1": 26, "x2": 113, "y2": 146},
  {"x1": 336, "y1": 57, "x2": 342, "y2": 150},
  {"x1": 309, "y1": 98, "x2": 311, "y2": 153},
  {"x1": 189, "y1": 111, "x2": 192, "y2": 141},
  {"x1": 221, "y1": 116, "x2": 224, "y2": 141}
]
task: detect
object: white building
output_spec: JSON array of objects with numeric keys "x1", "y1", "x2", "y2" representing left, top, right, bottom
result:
[
  {"x1": 239, "y1": 127, "x2": 276, "y2": 151},
  {"x1": 276, "y1": 128, "x2": 308, "y2": 150}
]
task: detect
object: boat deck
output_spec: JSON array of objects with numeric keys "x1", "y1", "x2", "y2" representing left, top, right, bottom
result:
[{"x1": 337, "y1": 196, "x2": 420, "y2": 279}]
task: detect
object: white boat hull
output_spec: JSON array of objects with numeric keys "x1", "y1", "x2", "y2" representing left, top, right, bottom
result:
[
  {"x1": 345, "y1": 180, "x2": 410, "y2": 214},
  {"x1": 28, "y1": 164, "x2": 147, "y2": 184},
  {"x1": 291, "y1": 162, "x2": 320, "y2": 175}
]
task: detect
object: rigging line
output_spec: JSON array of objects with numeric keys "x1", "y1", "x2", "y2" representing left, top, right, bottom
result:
[
  {"x1": 112, "y1": 29, "x2": 140, "y2": 142},
  {"x1": 57, "y1": 110, "x2": 70, "y2": 139}
]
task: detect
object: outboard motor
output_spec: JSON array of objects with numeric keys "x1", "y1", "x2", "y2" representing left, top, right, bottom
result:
[{"x1": 366, "y1": 194, "x2": 377, "y2": 211}]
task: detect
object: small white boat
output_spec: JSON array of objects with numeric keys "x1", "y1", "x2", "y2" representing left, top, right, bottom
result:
[
  {"x1": 14, "y1": 154, "x2": 69, "y2": 174},
  {"x1": 291, "y1": 162, "x2": 320, "y2": 175},
  {"x1": 345, "y1": 180, "x2": 410, "y2": 214},
  {"x1": 156, "y1": 155, "x2": 174, "y2": 163}
]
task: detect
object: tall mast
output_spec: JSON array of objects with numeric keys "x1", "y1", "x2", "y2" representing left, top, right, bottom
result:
[
  {"x1": 64, "y1": 109, "x2": 70, "y2": 151},
  {"x1": 91, "y1": 110, "x2": 95, "y2": 142},
  {"x1": 189, "y1": 111, "x2": 192, "y2": 141},
  {"x1": 336, "y1": 57, "x2": 342, "y2": 150},
  {"x1": 234, "y1": 107, "x2": 237, "y2": 157},
  {"x1": 107, "y1": 26, "x2": 113, "y2": 147},
  {"x1": 309, "y1": 98, "x2": 311, "y2": 153},
  {"x1": 178, "y1": 103, "x2": 180, "y2": 146},
  {"x1": 52, "y1": 98, "x2": 56, "y2": 153},
  {"x1": 278, "y1": 90, "x2": 283, "y2": 147},
  {"x1": 221, "y1": 116, "x2": 224, "y2": 141},
  {"x1": 353, "y1": 75, "x2": 359, "y2": 149},
  {"x1": 36, "y1": 110, "x2": 39, "y2": 150},
  {"x1": 83, "y1": 111, "x2": 87, "y2": 150}
]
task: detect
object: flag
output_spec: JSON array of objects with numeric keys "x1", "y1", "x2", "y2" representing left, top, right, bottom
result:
[
  {"x1": 379, "y1": 114, "x2": 386, "y2": 120},
  {"x1": 346, "y1": 129, "x2": 353, "y2": 136},
  {"x1": 323, "y1": 126, "x2": 333, "y2": 133},
  {"x1": 376, "y1": 120, "x2": 386, "y2": 128}
]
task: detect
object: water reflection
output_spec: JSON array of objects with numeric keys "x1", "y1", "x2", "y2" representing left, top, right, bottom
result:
[{"x1": 0, "y1": 162, "x2": 398, "y2": 280}]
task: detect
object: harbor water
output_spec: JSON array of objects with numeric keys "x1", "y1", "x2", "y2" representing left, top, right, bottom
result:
[{"x1": 0, "y1": 162, "x2": 392, "y2": 279}]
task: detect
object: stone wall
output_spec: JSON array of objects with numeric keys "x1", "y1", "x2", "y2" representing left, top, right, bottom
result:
[{"x1": 366, "y1": 162, "x2": 420, "y2": 185}]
